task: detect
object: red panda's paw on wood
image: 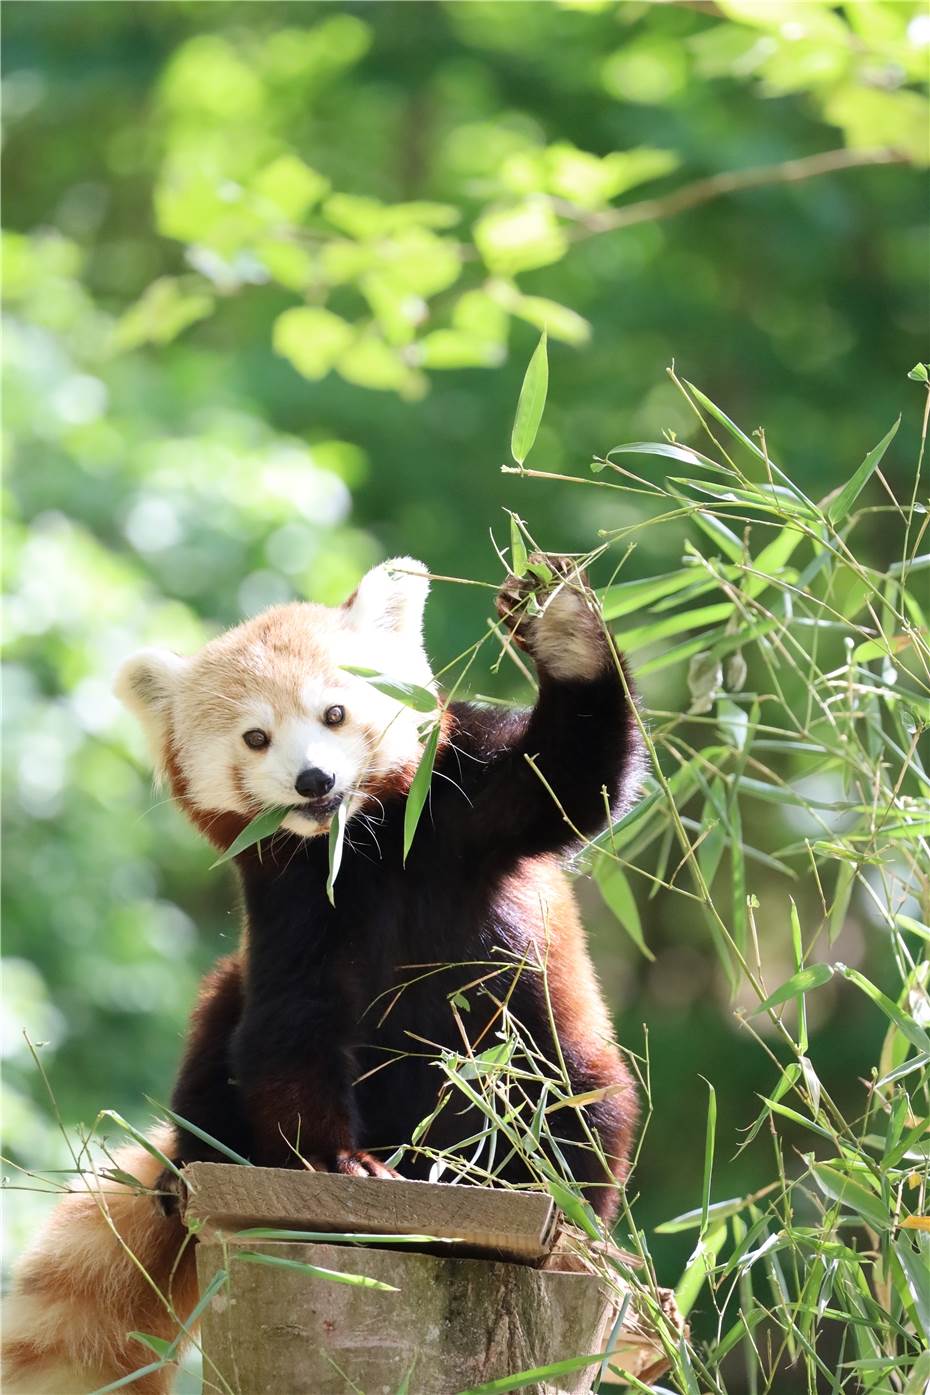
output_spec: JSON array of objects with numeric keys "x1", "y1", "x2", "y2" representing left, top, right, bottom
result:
[
  {"x1": 496, "y1": 553, "x2": 607, "y2": 682},
  {"x1": 328, "y1": 1149, "x2": 399, "y2": 1179}
]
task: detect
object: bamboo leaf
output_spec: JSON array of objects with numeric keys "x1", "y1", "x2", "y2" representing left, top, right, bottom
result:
[
  {"x1": 750, "y1": 964, "x2": 834, "y2": 1017},
  {"x1": 799, "y1": 1056, "x2": 821, "y2": 1120},
  {"x1": 657, "y1": 1191, "x2": 772, "y2": 1234},
  {"x1": 852, "y1": 633, "x2": 913, "y2": 664},
  {"x1": 403, "y1": 721, "x2": 440, "y2": 863},
  {"x1": 810, "y1": 1163, "x2": 890, "y2": 1232},
  {"x1": 904, "y1": 1352, "x2": 930, "y2": 1394},
  {"x1": 510, "y1": 330, "x2": 548, "y2": 466},
  {"x1": 614, "y1": 601, "x2": 734, "y2": 651},
  {"x1": 691, "y1": 508, "x2": 744, "y2": 563},
  {"x1": 211, "y1": 806, "x2": 289, "y2": 868},
  {"x1": 545, "y1": 1176, "x2": 601, "y2": 1240},
  {"x1": 326, "y1": 798, "x2": 348, "y2": 906},
  {"x1": 174, "y1": 1268, "x2": 230, "y2": 1340},
  {"x1": 453, "y1": 1351, "x2": 610, "y2": 1395},
  {"x1": 675, "y1": 1220, "x2": 727, "y2": 1317},
  {"x1": 89, "y1": 1361, "x2": 169, "y2": 1394},
  {"x1": 748, "y1": 525, "x2": 804, "y2": 593},
  {"x1": 96, "y1": 1110, "x2": 182, "y2": 1179},
  {"x1": 838, "y1": 965, "x2": 930, "y2": 1054},
  {"x1": 127, "y1": 1332, "x2": 173, "y2": 1360},
  {"x1": 509, "y1": 512, "x2": 528, "y2": 577},
  {"x1": 342, "y1": 666, "x2": 438, "y2": 712},
  {"x1": 826, "y1": 418, "x2": 900, "y2": 524},
  {"x1": 895, "y1": 914, "x2": 930, "y2": 943},
  {"x1": 599, "y1": 567, "x2": 734, "y2": 620},
  {"x1": 603, "y1": 439, "x2": 728, "y2": 472},
  {"x1": 701, "y1": 1078, "x2": 717, "y2": 1237},
  {"x1": 146, "y1": 1098, "x2": 253, "y2": 1167},
  {"x1": 762, "y1": 1097, "x2": 833, "y2": 1140},
  {"x1": 237, "y1": 1229, "x2": 459, "y2": 1245},
  {"x1": 682, "y1": 382, "x2": 820, "y2": 515},
  {"x1": 678, "y1": 1334, "x2": 701, "y2": 1395},
  {"x1": 236, "y1": 1249, "x2": 398, "y2": 1291},
  {"x1": 594, "y1": 861, "x2": 654, "y2": 960},
  {"x1": 894, "y1": 1235, "x2": 930, "y2": 1339}
]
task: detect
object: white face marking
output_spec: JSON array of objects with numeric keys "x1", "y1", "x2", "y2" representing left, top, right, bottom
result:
[{"x1": 177, "y1": 669, "x2": 427, "y2": 839}]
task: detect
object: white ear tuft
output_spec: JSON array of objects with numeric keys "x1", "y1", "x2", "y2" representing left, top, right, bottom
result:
[
  {"x1": 114, "y1": 648, "x2": 189, "y2": 770},
  {"x1": 343, "y1": 556, "x2": 430, "y2": 637}
]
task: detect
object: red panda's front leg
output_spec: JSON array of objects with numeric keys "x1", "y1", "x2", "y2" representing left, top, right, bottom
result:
[
  {"x1": 465, "y1": 555, "x2": 642, "y2": 860},
  {"x1": 231, "y1": 1000, "x2": 395, "y2": 1177}
]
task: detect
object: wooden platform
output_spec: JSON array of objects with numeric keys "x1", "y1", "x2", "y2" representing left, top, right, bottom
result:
[
  {"x1": 182, "y1": 1161, "x2": 559, "y2": 1264},
  {"x1": 181, "y1": 1164, "x2": 676, "y2": 1395}
]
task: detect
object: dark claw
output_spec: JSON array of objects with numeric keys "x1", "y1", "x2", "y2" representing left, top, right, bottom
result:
[
  {"x1": 496, "y1": 553, "x2": 589, "y2": 648},
  {"x1": 332, "y1": 1149, "x2": 399, "y2": 1179}
]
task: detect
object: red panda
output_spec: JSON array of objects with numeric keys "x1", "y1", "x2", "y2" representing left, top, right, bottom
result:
[{"x1": 3, "y1": 555, "x2": 641, "y2": 1395}]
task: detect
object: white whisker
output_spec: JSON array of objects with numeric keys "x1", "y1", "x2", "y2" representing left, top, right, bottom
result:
[{"x1": 431, "y1": 768, "x2": 473, "y2": 806}]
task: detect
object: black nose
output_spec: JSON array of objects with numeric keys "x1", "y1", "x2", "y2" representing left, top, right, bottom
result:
[{"x1": 295, "y1": 766, "x2": 336, "y2": 800}]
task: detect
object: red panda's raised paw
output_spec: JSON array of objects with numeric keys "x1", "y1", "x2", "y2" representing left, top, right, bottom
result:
[
  {"x1": 497, "y1": 553, "x2": 606, "y2": 682},
  {"x1": 496, "y1": 552, "x2": 586, "y2": 638}
]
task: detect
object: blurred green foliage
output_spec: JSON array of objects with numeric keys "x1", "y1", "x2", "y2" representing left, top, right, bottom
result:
[{"x1": 1, "y1": 0, "x2": 928, "y2": 1361}]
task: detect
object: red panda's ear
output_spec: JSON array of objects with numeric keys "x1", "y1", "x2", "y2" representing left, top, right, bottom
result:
[
  {"x1": 114, "y1": 648, "x2": 189, "y2": 774},
  {"x1": 343, "y1": 556, "x2": 429, "y2": 638}
]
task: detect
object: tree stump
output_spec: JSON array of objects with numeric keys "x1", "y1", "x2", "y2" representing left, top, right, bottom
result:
[{"x1": 183, "y1": 1164, "x2": 674, "y2": 1395}]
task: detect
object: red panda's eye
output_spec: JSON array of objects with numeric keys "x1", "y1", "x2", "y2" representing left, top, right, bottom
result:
[
  {"x1": 324, "y1": 705, "x2": 345, "y2": 727},
  {"x1": 242, "y1": 729, "x2": 270, "y2": 750}
]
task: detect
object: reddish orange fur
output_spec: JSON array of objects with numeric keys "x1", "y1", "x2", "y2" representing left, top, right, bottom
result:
[{"x1": 2, "y1": 1129, "x2": 197, "y2": 1395}]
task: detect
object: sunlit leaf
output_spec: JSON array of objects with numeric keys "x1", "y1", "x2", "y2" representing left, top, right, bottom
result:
[
  {"x1": 115, "y1": 277, "x2": 214, "y2": 351},
  {"x1": 273, "y1": 306, "x2": 355, "y2": 380},
  {"x1": 675, "y1": 1220, "x2": 727, "y2": 1317},
  {"x1": 342, "y1": 666, "x2": 438, "y2": 712},
  {"x1": 750, "y1": 964, "x2": 834, "y2": 1016},
  {"x1": 809, "y1": 1162, "x2": 889, "y2": 1232},
  {"x1": 475, "y1": 203, "x2": 567, "y2": 277},
  {"x1": 252, "y1": 155, "x2": 330, "y2": 219},
  {"x1": 826, "y1": 418, "x2": 900, "y2": 524},
  {"x1": 510, "y1": 330, "x2": 548, "y2": 466}
]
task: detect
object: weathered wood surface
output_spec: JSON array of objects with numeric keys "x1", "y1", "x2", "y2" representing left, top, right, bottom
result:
[
  {"x1": 197, "y1": 1238, "x2": 623, "y2": 1395},
  {"x1": 182, "y1": 1163, "x2": 558, "y2": 1264},
  {"x1": 185, "y1": 1166, "x2": 677, "y2": 1393}
]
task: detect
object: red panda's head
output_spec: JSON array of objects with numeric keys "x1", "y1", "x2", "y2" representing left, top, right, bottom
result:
[{"x1": 115, "y1": 558, "x2": 434, "y2": 846}]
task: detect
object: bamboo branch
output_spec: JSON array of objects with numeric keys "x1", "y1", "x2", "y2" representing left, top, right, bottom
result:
[{"x1": 570, "y1": 147, "x2": 908, "y2": 241}]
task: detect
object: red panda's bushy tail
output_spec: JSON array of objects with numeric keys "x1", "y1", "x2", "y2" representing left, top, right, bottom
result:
[{"x1": 2, "y1": 1127, "x2": 198, "y2": 1395}]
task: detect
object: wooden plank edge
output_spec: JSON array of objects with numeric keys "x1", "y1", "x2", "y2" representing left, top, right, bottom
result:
[{"x1": 180, "y1": 1162, "x2": 559, "y2": 1264}]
